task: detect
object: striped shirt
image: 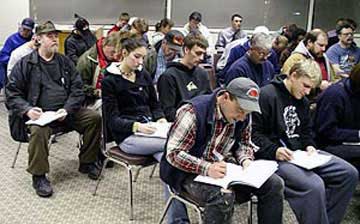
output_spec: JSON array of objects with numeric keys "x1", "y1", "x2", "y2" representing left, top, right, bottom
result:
[{"x1": 166, "y1": 103, "x2": 255, "y2": 176}]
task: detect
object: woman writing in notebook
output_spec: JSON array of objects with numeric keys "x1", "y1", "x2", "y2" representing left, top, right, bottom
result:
[{"x1": 101, "y1": 34, "x2": 167, "y2": 161}]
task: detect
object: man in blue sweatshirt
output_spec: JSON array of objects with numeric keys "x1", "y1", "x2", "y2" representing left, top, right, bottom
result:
[
  {"x1": 0, "y1": 18, "x2": 34, "y2": 90},
  {"x1": 252, "y1": 59, "x2": 358, "y2": 224},
  {"x1": 314, "y1": 63, "x2": 360, "y2": 174},
  {"x1": 224, "y1": 32, "x2": 275, "y2": 87}
]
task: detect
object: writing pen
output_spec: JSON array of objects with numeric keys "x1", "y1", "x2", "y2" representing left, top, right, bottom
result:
[{"x1": 213, "y1": 150, "x2": 224, "y2": 162}]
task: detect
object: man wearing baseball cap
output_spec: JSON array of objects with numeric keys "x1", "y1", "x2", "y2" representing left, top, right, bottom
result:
[
  {"x1": 160, "y1": 77, "x2": 284, "y2": 224},
  {"x1": 0, "y1": 17, "x2": 35, "y2": 90},
  {"x1": 144, "y1": 29, "x2": 185, "y2": 84},
  {"x1": 6, "y1": 21, "x2": 102, "y2": 198}
]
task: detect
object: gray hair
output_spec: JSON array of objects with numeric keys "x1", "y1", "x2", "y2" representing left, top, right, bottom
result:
[{"x1": 251, "y1": 32, "x2": 273, "y2": 51}]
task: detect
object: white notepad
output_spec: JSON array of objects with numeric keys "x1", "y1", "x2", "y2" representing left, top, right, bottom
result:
[
  {"x1": 194, "y1": 160, "x2": 278, "y2": 189},
  {"x1": 134, "y1": 122, "x2": 172, "y2": 139},
  {"x1": 25, "y1": 110, "x2": 67, "y2": 126},
  {"x1": 289, "y1": 150, "x2": 331, "y2": 170},
  {"x1": 343, "y1": 142, "x2": 360, "y2": 146}
]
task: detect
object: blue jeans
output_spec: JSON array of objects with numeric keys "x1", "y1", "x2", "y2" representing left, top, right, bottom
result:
[{"x1": 276, "y1": 150, "x2": 358, "y2": 224}]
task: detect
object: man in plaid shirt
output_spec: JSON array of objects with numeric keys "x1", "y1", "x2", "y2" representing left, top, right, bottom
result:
[{"x1": 160, "y1": 77, "x2": 284, "y2": 224}]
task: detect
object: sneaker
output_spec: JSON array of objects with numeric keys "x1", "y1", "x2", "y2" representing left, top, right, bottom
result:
[
  {"x1": 79, "y1": 163, "x2": 101, "y2": 180},
  {"x1": 32, "y1": 175, "x2": 53, "y2": 198}
]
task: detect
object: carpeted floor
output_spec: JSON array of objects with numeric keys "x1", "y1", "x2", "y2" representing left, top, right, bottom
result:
[{"x1": 0, "y1": 101, "x2": 359, "y2": 224}]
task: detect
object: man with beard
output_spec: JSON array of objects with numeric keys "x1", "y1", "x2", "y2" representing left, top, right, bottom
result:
[
  {"x1": 157, "y1": 33, "x2": 212, "y2": 122},
  {"x1": 282, "y1": 29, "x2": 335, "y2": 91},
  {"x1": 6, "y1": 21, "x2": 102, "y2": 198},
  {"x1": 326, "y1": 22, "x2": 360, "y2": 78},
  {"x1": 65, "y1": 15, "x2": 97, "y2": 65},
  {"x1": 224, "y1": 32, "x2": 275, "y2": 87},
  {"x1": 144, "y1": 30, "x2": 184, "y2": 84}
]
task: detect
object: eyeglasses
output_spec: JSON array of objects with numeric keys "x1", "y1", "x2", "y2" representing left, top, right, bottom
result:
[{"x1": 252, "y1": 47, "x2": 272, "y2": 57}]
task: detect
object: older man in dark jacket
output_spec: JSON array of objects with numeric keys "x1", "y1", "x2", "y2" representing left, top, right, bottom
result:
[{"x1": 6, "y1": 21, "x2": 101, "y2": 198}]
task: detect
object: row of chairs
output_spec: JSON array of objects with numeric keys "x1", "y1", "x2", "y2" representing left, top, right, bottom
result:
[{"x1": 10, "y1": 110, "x2": 257, "y2": 223}]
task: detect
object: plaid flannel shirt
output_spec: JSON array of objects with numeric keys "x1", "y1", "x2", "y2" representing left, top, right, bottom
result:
[{"x1": 166, "y1": 103, "x2": 255, "y2": 176}]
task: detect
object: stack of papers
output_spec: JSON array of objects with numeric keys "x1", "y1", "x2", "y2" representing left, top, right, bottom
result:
[
  {"x1": 135, "y1": 122, "x2": 172, "y2": 139},
  {"x1": 25, "y1": 110, "x2": 67, "y2": 126},
  {"x1": 289, "y1": 150, "x2": 331, "y2": 170},
  {"x1": 194, "y1": 160, "x2": 278, "y2": 189}
]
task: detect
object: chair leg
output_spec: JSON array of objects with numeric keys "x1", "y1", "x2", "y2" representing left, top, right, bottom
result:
[
  {"x1": 149, "y1": 164, "x2": 157, "y2": 178},
  {"x1": 133, "y1": 167, "x2": 141, "y2": 182},
  {"x1": 48, "y1": 135, "x2": 55, "y2": 150},
  {"x1": 11, "y1": 143, "x2": 22, "y2": 168},
  {"x1": 93, "y1": 158, "x2": 109, "y2": 196},
  {"x1": 127, "y1": 167, "x2": 134, "y2": 220},
  {"x1": 247, "y1": 199, "x2": 253, "y2": 224},
  {"x1": 158, "y1": 196, "x2": 174, "y2": 224}
]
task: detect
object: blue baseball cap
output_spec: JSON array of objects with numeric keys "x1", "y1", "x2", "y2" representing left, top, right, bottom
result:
[{"x1": 21, "y1": 18, "x2": 35, "y2": 30}]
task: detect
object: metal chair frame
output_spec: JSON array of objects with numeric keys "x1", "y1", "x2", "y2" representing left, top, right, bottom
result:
[
  {"x1": 93, "y1": 106, "x2": 158, "y2": 220},
  {"x1": 11, "y1": 131, "x2": 80, "y2": 168},
  {"x1": 158, "y1": 186, "x2": 257, "y2": 224}
]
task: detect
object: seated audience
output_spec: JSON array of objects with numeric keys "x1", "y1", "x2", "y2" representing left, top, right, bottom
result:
[
  {"x1": 327, "y1": 18, "x2": 357, "y2": 50},
  {"x1": 271, "y1": 35, "x2": 288, "y2": 68},
  {"x1": 101, "y1": 35, "x2": 166, "y2": 162},
  {"x1": 0, "y1": 17, "x2": 34, "y2": 90},
  {"x1": 279, "y1": 27, "x2": 306, "y2": 67},
  {"x1": 144, "y1": 30, "x2": 184, "y2": 84},
  {"x1": 225, "y1": 32, "x2": 275, "y2": 87},
  {"x1": 149, "y1": 18, "x2": 174, "y2": 47},
  {"x1": 107, "y1": 12, "x2": 130, "y2": 35},
  {"x1": 215, "y1": 14, "x2": 247, "y2": 50},
  {"x1": 76, "y1": 31, "x2": 122, "y2": 109},
  {"x1": 220, "y1": 26, "x2": 280, "y2": 77},
  {"x1": 7, "y1": 35, "x2": 39, "y2": 77},
  {"x1": 157, "y1": 33, "x2": 212, "y2": 122},
  {"x1": 314, "y1": 63, "x2": 360, "y2": 173},
  {"x1": 65, "y1": 15, "x2": 97, "y2": 65},
  {"x1": 252, "y1": 59, "x2": 358, "y2": 224},
  {"x1": 282, "y1": 29, "x2": 335, "y2": 91},
  {"x1": 182, "y1": 11, "x2": 210, "y2": 40},
  {"x1": 160, "y1": 77, "x2": 284, "y2": 224},
  {"x1": 216, "y1": 25, "x2": 268, "y2": 73},
  {"x1": 326, "y1": 21, "x2": 360, "y2": 78},
  {"x1": 6, "y1": 21, "x2": 101, "y2": 198},
  {"x1": 130, "y1": 18, "x2": 149, "y2": 44}
]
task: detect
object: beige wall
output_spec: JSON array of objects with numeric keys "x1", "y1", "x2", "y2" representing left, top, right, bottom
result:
[{"x1": 0, "y1": 0, "x2": 29, "y2": 46}]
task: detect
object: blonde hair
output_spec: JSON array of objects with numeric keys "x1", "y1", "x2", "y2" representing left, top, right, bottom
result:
[{"x1": 289, "y1": 59, "x2": 322, "y2": 87}]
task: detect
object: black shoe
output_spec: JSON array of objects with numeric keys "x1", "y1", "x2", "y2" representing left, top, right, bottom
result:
[
  {"x1": 32, "y1": 175, "x2": 53, "y2": 198},
  {"x1": 97, "y1": 159, "x2": 115, "y2": 169},
  {"x1": 79, "y1": 163, "x2": 101, "y2": 180}
]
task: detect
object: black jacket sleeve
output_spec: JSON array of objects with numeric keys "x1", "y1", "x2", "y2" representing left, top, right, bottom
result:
[
  {"x1": 157, "y1": 73, "x2": 178, "y2": 122},
  {"x1": 252, "y1": 90, "x2": 279, "y2": 160},
  {"x1": 300, "y1": 99, "x2": 316, "y2": 148},
  {"x1": 5, "y1": 59, "x2": 32, "y2": 116},
  {"x1": 315, "y1": 92, "x2": 360, "y2": 143},
  {"x1": 101, "y1": 76, "x2": 134, "y2": 134},
  {"x1": 63, "y1": 58, "x2": 85, "y2": 113}
]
